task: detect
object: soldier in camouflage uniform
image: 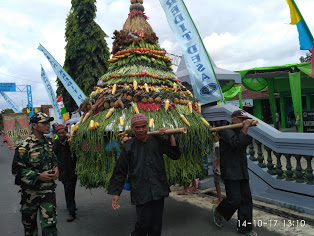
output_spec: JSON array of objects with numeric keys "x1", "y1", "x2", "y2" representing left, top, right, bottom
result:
[{"x1": 12, "y1": 112, "x2": 59, "y2": 236}]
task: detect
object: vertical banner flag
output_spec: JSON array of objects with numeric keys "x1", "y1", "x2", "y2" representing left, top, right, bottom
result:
[
  {"x1": 286, "y1": 0, "x2": 314, "y2": 76},
  {"x1": 40, "y1": 66, "x2": 63, "y2": 124},
  {"x1": 57, "y1": 96, "x2": 69, "y2": 121},
  {"x1": 0, "y1": 92, "x2": 22, "y2": 113},
  {"x1": 37, "y1": 44, "x2": 87, "y2": 106},
  {"x1": 159, "y1": 0, "x2": 223, "y2": 105},
  {"x1": 2, "y1": 113, "x2": 31, "y2": 150}
]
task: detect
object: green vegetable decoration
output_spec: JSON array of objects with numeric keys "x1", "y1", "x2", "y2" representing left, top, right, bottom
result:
[{"x1": 71, "y1": 0, "x2": 212, "y2": 189}]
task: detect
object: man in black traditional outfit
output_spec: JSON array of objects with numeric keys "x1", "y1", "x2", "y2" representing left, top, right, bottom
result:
[
  {"x1": 212, "y1": 110, "x2": 257, "y2": 236},
  {"x1": 53, "y1": 124, "x2": 77, "y2": 222},
  {"x1": 108, "y1": 113, "x2": 181, "y2": 236}
]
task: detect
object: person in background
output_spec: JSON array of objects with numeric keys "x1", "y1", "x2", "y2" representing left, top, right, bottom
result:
[
  {"x1": 211, "y1": 132, "x2": 223, "y2": 204},
  {"x1": 177, "y1": 179, "x2": 199, "y2": 195},
  {"x1": 2, "y1": 135, "x2": 7, "y2": 146},
  {"x1": 108, "y1": 113, "x2": 181, "y2": 236},
  {"x1": 212, "y1": 110, "x2": 257, "y2": 236},
  {"x1": 288, "y1": 109, "x2": 295, "y2": 127},
  {"x1": 53, "y1": 124, "x2": 77, "y2": 222},
  {"x1": 51, "y1": 123, "x2": 58, "y2": 140},
  {"x1": 12, "y1": 112, "x2": 59, "y2": 236}
]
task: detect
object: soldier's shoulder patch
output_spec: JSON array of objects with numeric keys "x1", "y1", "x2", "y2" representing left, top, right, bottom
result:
[
  {"x1": 17, "y1": 147, "x2": 27, "y2": 156},
  {"x1": 18, "y1": 149, "x2": 26, "y2": 155}
]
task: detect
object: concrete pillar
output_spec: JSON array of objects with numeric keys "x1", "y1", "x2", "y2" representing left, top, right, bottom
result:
[
  {"x1": 267, "y1": 78, "x2": 277, "y2": 129},
  {"x1": 280, "y1": 93, "x2": 287, "y2": 129}
]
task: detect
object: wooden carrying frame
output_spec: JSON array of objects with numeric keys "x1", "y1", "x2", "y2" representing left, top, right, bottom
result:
[
  {"x1": 210, "y1": 120, "x2": 259, "y2": 132},
  {"x1": 147, "y1": 128, "x2": 187, "y2": 135}
]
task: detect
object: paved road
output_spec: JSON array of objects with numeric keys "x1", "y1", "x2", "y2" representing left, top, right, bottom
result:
[{"x1": 0, "y1": 137, "x2": 292, "y2": 236}]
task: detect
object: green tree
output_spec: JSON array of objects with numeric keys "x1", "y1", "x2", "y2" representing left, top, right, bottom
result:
[
  {"x1": 0, "y1": 108, "x2": 14, "y2": 131},
  {"x1": 57, "y1": 0, "x2": 110, "y2": 112},
  {"x1": 299, "y1": 50, "x2": 312, "y2": 63}
]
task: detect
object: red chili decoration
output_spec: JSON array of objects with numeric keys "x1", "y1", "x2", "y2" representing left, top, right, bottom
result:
[
  {"x1": 137, "y1": 103, "x2": 161, "y2": 112},
  {"x1": 168, "y1": 104, "x2": 176, "y2": 110},
  {"x1": 92, "y1": 110, "x2": 100, "y2": 115}
]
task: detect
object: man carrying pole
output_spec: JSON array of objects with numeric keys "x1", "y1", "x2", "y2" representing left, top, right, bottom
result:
[
  {"x1": 212, "y1": 109, "x2": 257, "y2": 236},
  {"x1": 108, "y1": 113, "x2": 181, "y2": 236}
]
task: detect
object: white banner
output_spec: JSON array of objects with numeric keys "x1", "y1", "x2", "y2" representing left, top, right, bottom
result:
[
  {"x1": 40, "y1": 66, "x2": 63, "y2": 124},
  {"x1": 159, "y1": 0, "x2": 223, "y2": 105},
  {"x1": 0, "y1": 92, "x2": 22, "y2": 113},
  {"x1": 38, "y1": 44, "x2": 87, "y2": 106}
]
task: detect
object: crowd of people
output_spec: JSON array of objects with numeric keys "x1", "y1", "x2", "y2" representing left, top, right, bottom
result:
[{"x1": 11, "y1": 109, "x2": 257, "y2": 236}]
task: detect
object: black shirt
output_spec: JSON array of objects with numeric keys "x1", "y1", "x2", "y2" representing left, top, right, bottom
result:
[
  {"x1": 108, "y1": 135, "x2": 181, "y2": 205},
  {"x1": 53, "y1": 139, "x2": 77, "y2": 182},
  {"x1": 219, "y1": 128, "x2": 252, "y2": 180}
]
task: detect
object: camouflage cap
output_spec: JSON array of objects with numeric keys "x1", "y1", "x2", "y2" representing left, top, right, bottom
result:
[{"x1": 30, "y1": 112, "x2": 54, "y2": 123}]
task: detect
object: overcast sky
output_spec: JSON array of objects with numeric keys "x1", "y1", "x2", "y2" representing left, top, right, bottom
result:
[{"x1": 1, "y1": 0, "x2": 313, "y2": 111}]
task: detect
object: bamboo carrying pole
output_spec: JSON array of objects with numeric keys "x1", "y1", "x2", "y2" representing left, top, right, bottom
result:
[
  {"x1": 210, "y1": 120, "x2": 259, "y2": 132},
  {"x1": 147, "y1": 127, "x2": 187, "y2": 135}
]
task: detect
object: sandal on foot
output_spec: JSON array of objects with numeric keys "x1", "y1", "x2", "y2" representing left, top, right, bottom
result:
[
  {"x1": 237, "y1": 229, "x2": 258, "y2": 236},
  {"x1": 212, "y1": 205, "x2": 223, "y2": 227},
  {"x1": 211, "y1": 199, "x2": 221, "y2": 204},
  {"x1": 177, "y1": 192, "x2": 188, "y2": 195}
]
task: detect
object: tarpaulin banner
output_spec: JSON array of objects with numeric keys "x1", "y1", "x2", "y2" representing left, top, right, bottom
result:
[
  {"x1": 2, "y1": 113, "x2": 30, "y2": 150},
  {"x1": 40, "y1": 66, "x2": 63, "y2": 124},
  {"x1": 37, "y1": 44, "x2": 87, "y2": 106},
  {"x1": 159, "y1": 0, "x2": 223, "y2": 105},
  {"x1": 0, "y1": 92, "x2": 22, "y2": 113},
  {"x1": 289, "y1": 72, "x2": 303, "y2": 132}
]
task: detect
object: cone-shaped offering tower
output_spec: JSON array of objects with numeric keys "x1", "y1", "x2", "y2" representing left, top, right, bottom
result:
[{"x1": 72, "y1": 0, "x2": 212, "y2": 189}]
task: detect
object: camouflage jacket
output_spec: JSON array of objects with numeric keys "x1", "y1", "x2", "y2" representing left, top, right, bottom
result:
[{"x1": 12, "y1": 134, "x2": 58, "y2": 191}]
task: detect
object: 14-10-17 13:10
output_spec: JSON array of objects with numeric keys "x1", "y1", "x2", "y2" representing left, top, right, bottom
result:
[{"x1": 238, "y1": 219, "x2": 306, "y2": 227}]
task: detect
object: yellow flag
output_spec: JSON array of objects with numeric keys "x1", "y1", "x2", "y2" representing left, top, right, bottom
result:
[{"x1": 63, "y1": 113, "x2": 69, "y2": 121}]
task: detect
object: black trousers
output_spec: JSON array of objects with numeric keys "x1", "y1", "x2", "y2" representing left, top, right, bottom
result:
[
  {"x1": 216, "y1": 179, "x2": 253, "y2": 231},
  {"x1": 131, "y1": 198, "x2": 165, "y2": 236},
  {"x1": 62, "y1": 177, "x2": 77, "y2": 216}
]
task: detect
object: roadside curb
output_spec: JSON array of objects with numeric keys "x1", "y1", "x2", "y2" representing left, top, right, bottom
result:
[{"x1": 170, "y1": 186, "x2": 314, "y2": 226}]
